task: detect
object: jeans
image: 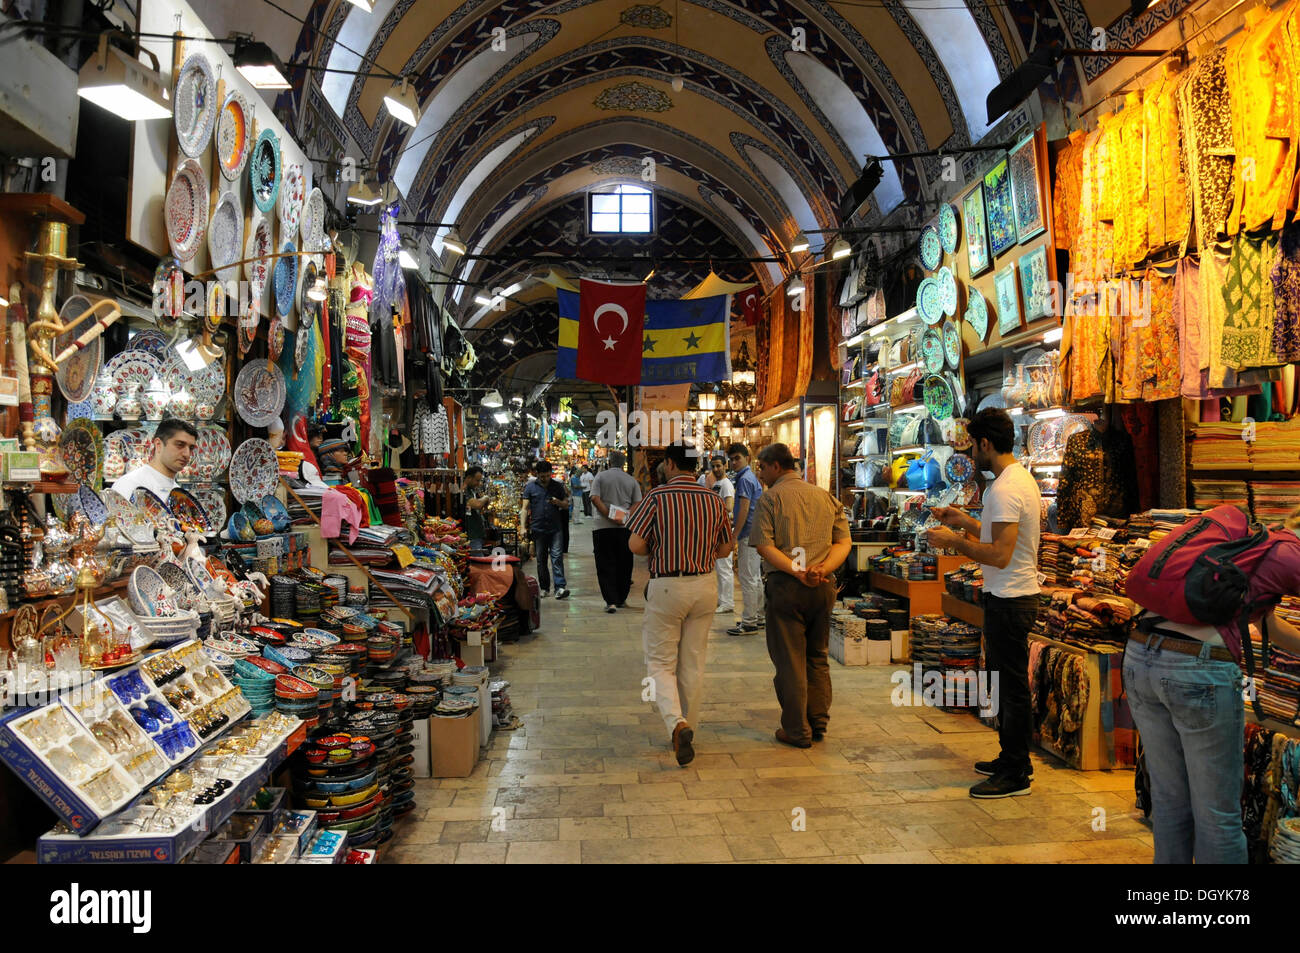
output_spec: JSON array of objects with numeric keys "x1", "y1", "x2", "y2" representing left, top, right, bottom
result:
[
  {"x1": 532, "y1": 530, "x2": 566, "y2": 591},
  {"x1": 592, "y1": 527, "x2": 633, "y2": 606},
  {"x1": 642, "y1": 574, "x2": 715, "y2": 734},
  {"x1": 736, "y1": 539, "x2": 765, "y2": 625},
  {"x1": 582, "y1": 491, "x2": 592, "y2": 517},
  {"x1": 981, "y1": 593, "x2": 1038, "y2": 778},
  {"x1": 1123, "y1": 636, "x2": 1247, "y2": 864},
  {"x1": 765, "y1": 572, "x2": 835, "y2": 743}
]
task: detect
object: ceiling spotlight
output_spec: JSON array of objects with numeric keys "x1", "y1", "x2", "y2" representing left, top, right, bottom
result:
[
  {"x1": 398, "y1": 236, "x2": 420, "y2": 270},
  {"x1": 234, "y1": 37, "x2": 291, "y2": 90},
  {"x1": 839, "y1": 159, "x2": 883, "y2": 222},
  {"x1": 347, "y1": 179, "x2": 383, "y2": 207},
  {"x1": 511, "y1": 396, "x2": 523, "y2": 404},
  {"x1": 502, "y1": 334, "x2": 516, "y2": 346},
  {"x1": 441, "y1": 228, "x2": 467, "y2": 256},
  {"x1": 787, "y1": 276, "x2": 805, "y2": 297},
  {"x1": 830, "y1": 238, "x2": 852, "y2": 260},
  {"x1": 384, "y1": 77, "x2": 420, "y2": 127},
  {"x1": 671, "y1": 75, "x2": 684, "y2": 92},
  {"x1": 790, "y1": 232, "x2": 810, "y2": 253},
  {"x1": 344, "y1": 0, "x2": 374, "y2": 9},
  {"x1": 78, "y1": 33, "x2": 172, "y2": 121},
  {"x1": 482, "y1": 389, "x2": 504, "y2": 408}
]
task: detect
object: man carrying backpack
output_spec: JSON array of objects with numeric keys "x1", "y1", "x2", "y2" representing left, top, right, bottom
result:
[{"x1": 1122, "y1": 503, "x2": 1300, "y2": 863}]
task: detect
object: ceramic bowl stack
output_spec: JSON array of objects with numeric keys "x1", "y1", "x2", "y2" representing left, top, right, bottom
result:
[
  {"x1": 275, "y1": 674, "x2": 321, "y2": 729},
  {"x1": 133, "y1": 608, "x2": 201, "y2": 646},
  {"x1": 292, "y1": 733, "x2": 383, "y2": 846},
  {"x1": 232, "y1": 658, "x2": 277, "y2": 715}
]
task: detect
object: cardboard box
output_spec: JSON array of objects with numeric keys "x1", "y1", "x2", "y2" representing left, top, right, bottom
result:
[
  {"x1": 830, "y1": 629, "x2": 868, "y2": 666},
  {"x1": 409, "y1": 718, "x2": 431, "y2": 778},
  {"x1": 891, "y1": 629, "x2": 910, "y2": 663},
  {"x1": 430, "y1": 709, "x2": 479, "y2": 778},
  {"x1": 866, "y1": 639, "x2": 892, "y2": 665},
  {"x1": 477, "y1": 682, "x2": 491, "y2": 747}
]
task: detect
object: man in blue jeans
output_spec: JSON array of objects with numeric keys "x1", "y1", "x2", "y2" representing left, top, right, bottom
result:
[{"x1": 521, "y1": 460, "x2": 570, "y2": 599}]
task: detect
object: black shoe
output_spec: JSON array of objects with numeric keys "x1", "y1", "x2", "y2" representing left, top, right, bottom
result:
[
  {"x1": 974, "y1": 759, "x2": 1034, "y2": 778},
  {"x1": 605, "y1": 605, "x2": 616, "y2": 613},
  {"x1": 969, "y1": 774, "x2": 1032, "y2": 799},
  {"x1": 555, "y1": 588, "x2": 570, "y2": 599},
  {"x1": 727, "y1": 623, "x2": 759, "y2": 636},
  {"x1": 672, "y1": 722, "x2": 695, "y2": 766},
  {"x1": 812, "y1": 729, "x2": 826, "y2": 743}
]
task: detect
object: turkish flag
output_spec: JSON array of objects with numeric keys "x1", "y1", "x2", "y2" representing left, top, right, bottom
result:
[
  {"x1": 738, "y1": 285, "x2": 760, "y2": 326},
  {"x1": 577, "y1": 279, "x2": 646, "y2": 384}
]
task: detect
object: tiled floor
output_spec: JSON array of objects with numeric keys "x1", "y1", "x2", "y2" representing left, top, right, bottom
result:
[{"x1": 386, "y1": 528, "x2": 1152, "y2": 864}]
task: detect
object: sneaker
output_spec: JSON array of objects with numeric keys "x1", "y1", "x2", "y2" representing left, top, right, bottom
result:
[
  {"x1": 672, "y1": 722, "x2": 695, "y2": 766},
  {"x1": 974, "y1": 759, "x2": 1034, "y2": 778},
  {"x1": 727, "y1": 623, "x2": 760, "y2": 636},
  {"x1": 605, "y1": 605, "x2": 616, "y2": 613},
  {"x1": 555, "y1": 588, "x2": 570, "y2": 600},
  {"x1": 716, "y1": 605, "x2": 735, "y2": 614},
  {"x1": 540, "y1": 589, "x2": 551, "y2": 598},
  {"x1": 969, "y1": 774, "x2": 1032, "y2": 799}
]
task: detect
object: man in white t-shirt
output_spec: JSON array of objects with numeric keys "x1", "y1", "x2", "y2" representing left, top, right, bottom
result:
[
  {"x1": 929, "y1": 408, "x2": 1041, "y2": 801},
  {"x1": 699, "y1": 456, "x2": 736, "y2": 612},
  {"x1": 579, "y1": 466, "x2": 595, "y2": 518},
  {"x1": 111, "y1": 418, "x2": 197, "y2": 503}
]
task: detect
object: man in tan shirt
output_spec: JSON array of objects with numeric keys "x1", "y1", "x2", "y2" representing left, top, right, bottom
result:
[{"x1": 750, "y1": 443, "x2": 852, "y2": 748}]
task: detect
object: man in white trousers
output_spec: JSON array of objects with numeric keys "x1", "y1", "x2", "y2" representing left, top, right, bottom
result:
[
  {"x1": 698, "y1": 455, "x2": 736, "y2": 613},
  {"x1": 627, "y1": 443, "x2": 735, "y2": 766},
  {"x1": 726, "y1": 443, "x2": 766, "y2": 636}
]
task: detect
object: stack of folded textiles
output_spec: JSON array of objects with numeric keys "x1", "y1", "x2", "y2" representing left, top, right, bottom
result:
[
  {"x1": 1191, "y1": 480, "x2": 1250, "y2": 514},
  {"x1": 1249, "y1": 482, "x2": 1300, "y2": 523}
]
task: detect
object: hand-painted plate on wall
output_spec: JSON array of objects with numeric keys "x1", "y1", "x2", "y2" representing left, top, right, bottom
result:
[
  {"x1": 919, "y1": 224, "x2": 942, "y2": 272},
  {"x1": 214, "y1": 90, "x2": 251, "y2": 180},
  {"x1": 174, "y1": 52, "x2": 216, "y2": 158},
  {"x1": 250, "y1": 129, "x2": 281, "y2": 214},
  {"x1": 939, "y1": 203, "x2": 960, "y2": 255},
  {"x1": 964, "y1": 288, "x2": 989, "y2": 342},
  {"x1": 164, "y1": 159, "x2": 209, "y2": 263}
]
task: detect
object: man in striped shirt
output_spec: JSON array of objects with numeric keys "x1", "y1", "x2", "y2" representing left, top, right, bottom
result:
[{"x1": 626, "y1": 442, "x2": 735, "y2": 766}]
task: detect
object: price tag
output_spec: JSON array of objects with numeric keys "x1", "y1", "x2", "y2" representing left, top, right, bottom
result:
[
  {"x1": 1134, "y1": 537, "x2": 1152, "y2": 549},
  {"x1": 392, "y1": 545, "x2": 415, "y2": 568},
  {"x1": 1067, "y1": 527, "x2": 1088, "y2": 538},
  {"x1": 1096, "y1": 528, "x2": 1117, "y2": 540}
]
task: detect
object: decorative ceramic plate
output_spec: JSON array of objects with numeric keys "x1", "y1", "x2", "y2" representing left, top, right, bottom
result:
[
  {"x1": 294, "y1": 320, "x2": 310, "y2": 372},
  {"x1": 57, "y1": 418, "x2": 104, "y2": 489},
  {"x1": 229, "y1": 438, "x2": 280, "y2": 504},
  {"x1": 52, "y1": 481, "x2": 83, "y2": 522},
  {"x1": 173, "y1": 52, "x2": 216, "y2": 158},
  {"x1": 157, "y1": 564, "x2": 200, "y2": 611},
  {"x1": 250, "y1": 129, "x2": 281, "y2": 214},
  {"x1": 129, "y1": 565, "x2": 171, "y2": 618},
  {"x1": 916, "y1": 277, "x2": 942, "y2": 326},
  {"x1": 937, "y1": 266, "x2": 958, "y2": 317},
  {"x1": 234, "y1": 362, "x2": 286, "y2": 427},
  {"x1": 127, "y1": 329, "x2": 169, "y2": 359},
  {"x1": 65, "y1": 399, "x2": 93, "y2": 424},
  {"x1": 260, "y1": 494, "x2": 291, "y2": 531},
  {"x1": 208, "y1": 190, "x2": 244, "y2": 285},
  {"x1": 105, "y1": 350, "x2": 161, "y2": 393},
  {"x1": 922, "y1": 374, "x2": 956, "y2": 421},
  {"x1": 279, "y1": 163, "x2": 304, "y2": 240},
  {"x1": 214, "y1": 90, "x2": 251, "y2": 180},
  {"x1": 939, "y1": 203, "x2": 960, "y2": 255},
  {"x1": 920, "y1": 327, "x2": 944, "y2": 375},
  {"x1": 191, "y1": 487, "x2": 227, "y2": 533},
  {"x1": 977, "y1": 392, "x2": 1007, "y2": 413},
  {"x1": 164, "y1": 158, "x2": 209, "y2": 263},
  {"x1": 167, "y1": 487, "x2": 211, "y2": 534},
  {"x1": 244, "y1": 215, "x2": 273, "y2": 301},
  {"x1": 268, "y1": 318, "x2": 285, "y2": 361},
  {"x1": 188, "y1": 356, "x2": 226, "y2": 406},
  {"x1": 132, "y1": 488, "x2": 175, "y2": 531},
  {"x1": 274, "y1": 241, "x2": 297, "y2": 317},
  {"x1": 942, "y1": 319, "x2": 961, "y2": 369},
  {"x1": 919, "y1": 224, "x2": 942, "y2": 272},
  {"x1": 206, "y1": 281, "x2": 226, "y2": 334},
  {"x1": 965, "y1": 288, "x2": 989, "y2": 341},
  {"x1": 55, "y1": 294, "x2": 102, "y2": 403},
  {"x1": 196, "y1": 425, "x2": 232, "y2": 473},
  {"x1": 300, "y1": 187, "x2": 326, "y2": 253},
  {"x1": 77, "y1": 484, "x2": 108, "y2": 525},
  {"x1": 299, "y1": 259, "x2": 318, "y2": 317},
  {"x1": 944, "y1": 452, "x2": 974, "y2": 485}
]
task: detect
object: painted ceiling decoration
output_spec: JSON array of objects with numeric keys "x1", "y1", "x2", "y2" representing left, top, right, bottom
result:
[{"x1": 593, "y1": 80, "x2": 674, "y2": 113}]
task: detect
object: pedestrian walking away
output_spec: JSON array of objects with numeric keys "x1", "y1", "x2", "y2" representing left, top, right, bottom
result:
[
  {"x1": 589, "y1": 451, "x2": 644, "y2": 612},
  {"x1": 626, "y1": 443, "x2": 734, "y2": 766},
  {"x1": 750, "y1": 443, "x2": 851, "y2": 749},
  {"x1": 699, "y1": 455, "x2": 736, "y2": 613},
  {"x1": 521, "y1": 460, "x2": 572, "y2": 599},
  {"x1": 726, "y1": 443, "x2": 765, "y2": 636}
]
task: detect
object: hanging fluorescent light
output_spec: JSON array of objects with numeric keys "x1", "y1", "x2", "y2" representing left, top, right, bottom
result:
[
  {"x1": 474, "y1": 293, "x2": 493, "y2": 306},
  {"x1": 344, "y1": 0, "x2": 374, "y2": 9},
  {"x1": 347, "y1": 179, "x2": 383, "y2": 207},
  {"x1": 1042, "y1": 327, "x2": 1064, "y2": 344},
  {"x1": 790, "y1": 232, "x2": 810, "y2": 253},
  {"x1": 441, "y1": 228, "x2": 467, "y2": 256},
  {"x1": 384, "y1": 77, "x2": 420, "y2": 127},
  {"x1": 481, "y1": 389, "x2": 504, "y2": 408},
  {"x1": 398, "y1": 237, "x2": 420, "y2": 270},
  {"x1": 1034, "y1": 408, "x2": 1067, "y2": 419},
  {"x1": 502, "y1": 334, "x2": 516, "y2": 346},
  {"x1": 234, "y1": 37, "x2": 291, "y2": 90},
  {"x1": 493, "y1": 411, "x2": 510, "y2": 425},
  {"x1": 78, "y1": 34, "x2": 172, "y2": 121},
  {"x1": 787, "y1": 275, "x2": 805, "y2": 297},
  {"x1": 830, "y1": 238, "x2": 852, "y2": 260}
]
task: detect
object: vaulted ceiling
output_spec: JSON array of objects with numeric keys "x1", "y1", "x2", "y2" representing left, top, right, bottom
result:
[{"x1": 226, "y1": 0, "x2": 1195, "y2": 385}]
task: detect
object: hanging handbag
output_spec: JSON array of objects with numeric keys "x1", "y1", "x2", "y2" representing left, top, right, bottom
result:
[{"x1": 865, "y1": 371, "x2": 883, "y2": 406}]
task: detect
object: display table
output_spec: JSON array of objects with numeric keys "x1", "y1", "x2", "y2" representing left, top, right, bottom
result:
[
  {"x1": 868, "y1": 555, "x2": 966, "y2": 618},
  {"x1": 941, "y1": 592, "x2": 984, "y2": 627}
]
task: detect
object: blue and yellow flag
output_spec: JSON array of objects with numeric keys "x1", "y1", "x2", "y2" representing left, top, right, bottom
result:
[{"x1": 556, "y1": 290, "x2": 731, "y2": 384}]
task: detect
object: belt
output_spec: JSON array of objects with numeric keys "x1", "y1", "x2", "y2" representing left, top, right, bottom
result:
[
  {"x1": 651, "y1": 570, "x2": 710, "y2": 579},
  {"x1": 1127, "y1": 634, "x2": 1236, "y2": 663}
]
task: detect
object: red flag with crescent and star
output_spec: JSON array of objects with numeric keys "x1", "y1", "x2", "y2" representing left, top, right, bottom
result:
[
  {"x1": 738, "y1": 284, "x2": 760, "y2": 326},
  {"x1": 576, "y1": 278, "x2": 646, "y2": 385}
]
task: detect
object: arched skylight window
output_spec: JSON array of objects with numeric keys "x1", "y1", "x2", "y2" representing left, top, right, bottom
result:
[
  {"x1": 784, "y1": 53, "x2": 904, "y2": 215},
  {"x1": 588, "y1": 184, "x2": 653, "y2": 234},
  {"x1": 902, "y1": 0, "x2": 1001, "y2": 143},
  {"x1": 322, "y1": 0, "x2": 396, "y2": 117},
  {"x1": 741, "y1": 144, "x2": 822, "y2": 245},
  {"x1": 429, "y1": 127, "x2": 541, "y2": 254}
]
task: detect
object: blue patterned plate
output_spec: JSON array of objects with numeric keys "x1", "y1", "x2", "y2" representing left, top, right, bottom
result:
[
  {"x1": 945, "y1": 453, "x2": 974, "y2": 485},
  {"x1": 77, "y1": 485, "x2": 108, "y2": 525},
  {"x1": 922, "y1": 374, "x2": 956, "y2": 421},
  {"x1": 939, "y1": 203, "x2": 960, "y2": 254},
  {"x1": 921, "y1": 327, "x2": 945, "y2": 375},
  {"x1": 919, "y1": 224, "x2": 942, "y2": 272},
  {"x1": 274, "y1": 241, "x2": 297, "y2": 317},
  {"x1": 250, "y1": 128, "x2": 281, "y2": 214},
  {"x1": 938, "y1": 266, "x2": 958, "y2": 317},
  {"x1": 942, "y1": 319, "x2": 961, "y2": 369},
  {"x1": 965, "y1": 288, "x2": 989, "y2": 341},
  {"x1": 916, "y1": 277, "x2": 942, "y2": 326}
]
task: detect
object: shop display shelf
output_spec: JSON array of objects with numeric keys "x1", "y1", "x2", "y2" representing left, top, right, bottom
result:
[
  {"x1": 941, "y1": 592, "x2": 984, "y2": 627},
  {"x1": 842, "y1": 379, "x2": 866, "y2": 389}
]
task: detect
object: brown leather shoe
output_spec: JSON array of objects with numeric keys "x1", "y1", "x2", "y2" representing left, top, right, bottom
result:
[
  {"x1": 672, "y1": 721, "x2": 695, "y2": 766},
  {"x1": 775, "y1": 728, "x2": 812, "y2": 749}
]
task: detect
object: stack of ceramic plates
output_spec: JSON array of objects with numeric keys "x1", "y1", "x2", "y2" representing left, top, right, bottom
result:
[
  {"x1": 275, "y1": 674, "x2": 321, "y2": 729},
  {"x1": 453, "y1": 665, "x2": 489, "y2": 688},
  {"x1": 135, "y1": 609, "x2": 201, "y2": 646},
  {"x1": 232, "y1": 659, "x2": 277, "y2": 715},
  {"x1": 269, "y1": 575, "x2": 297, "y2": 617},
  {"x1": 295, "y1": 580, "x2": 324, "y2": 622}
]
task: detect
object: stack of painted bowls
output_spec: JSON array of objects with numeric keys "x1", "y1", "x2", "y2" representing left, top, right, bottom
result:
[
  {"x1": 292, "y1": 735, "x2": 383, "y2": 846},
  {"x1": 269, "y1": 575, "x2": 297, "y2": 617},
  {"x1": 295, "y1": 664, "x2": 339, "y2": 723},
  {"x1": 232, "y1": 658, "x2": 278, "y2": 715},
  {"x1": 295, "y1": 580, "x2": 324, "y2": 623},
  {"x1": 366, "y1": 632, "x2": 398, "y2": 665},
  {"x1": 275, "y1": 674, "x2": 321, "y2": 729}
]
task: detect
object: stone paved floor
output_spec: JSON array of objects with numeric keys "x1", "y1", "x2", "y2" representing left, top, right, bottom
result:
[{"x1": 386, "y1": 527, "x2": 1152, "y2": 863}]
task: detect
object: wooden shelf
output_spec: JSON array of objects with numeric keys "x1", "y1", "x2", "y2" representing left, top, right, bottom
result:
[
  {"x1": 4, "y1": 482, "x2": 80, "y2": 494},
  {"x1": 942, "y1": 592, "x2": 984, "y2": 627},
  {"x1": 0, "y1": 192, "x2": 85, "y2": 225}
]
